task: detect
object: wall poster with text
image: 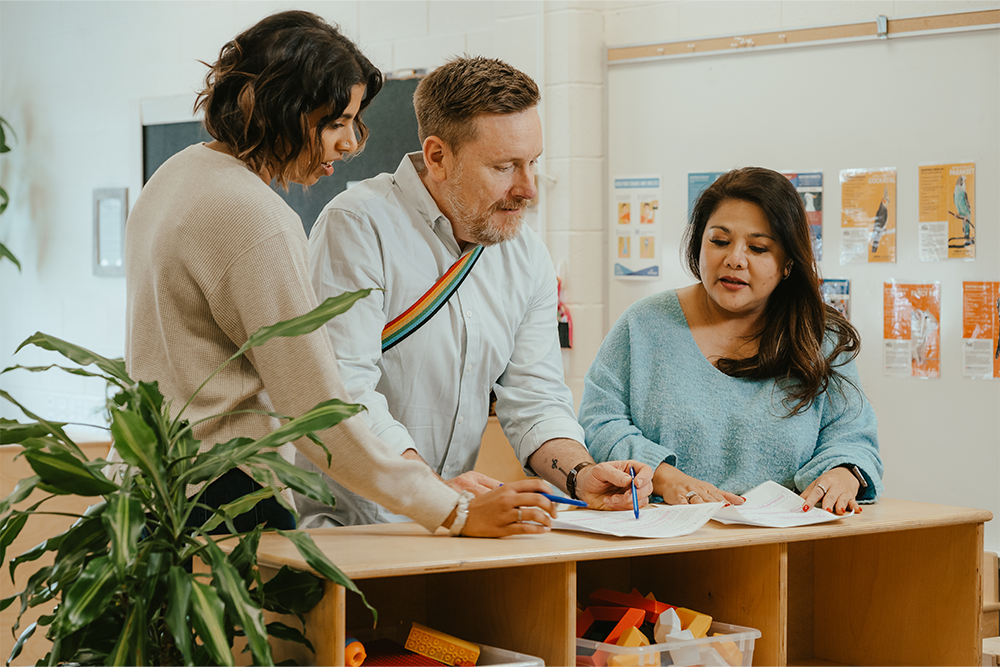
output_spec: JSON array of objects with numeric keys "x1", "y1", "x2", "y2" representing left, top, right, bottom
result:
[
  {"x1": 820, "y1": 278, "x2": 850, "y2": 320},
  {"x1": 883, "y1": 281, "x2": 940, "y2": 378},
  {"x1": 918, "y1": 162, "x2": 975, "y2": 261},
  {"x1": 783, "y1": 171, "x2": 823, "y2": 261},
  {"x1": 687, "y1": 172, "x2": 725, "y2": 221},
  {"x1": 613, "y1": 176, "x2": 661, "y2": 279},
  {"x1": 962, "y1": 281, "x2": 999, "y2": 379},
  {"x1": 841, "y1": 168, "x2": 896, "y2": 265}
]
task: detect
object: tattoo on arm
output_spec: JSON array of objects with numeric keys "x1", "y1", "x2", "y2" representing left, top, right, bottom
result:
[{"x1": 551, "y1": 458, "x2": 568, "y2": 478}]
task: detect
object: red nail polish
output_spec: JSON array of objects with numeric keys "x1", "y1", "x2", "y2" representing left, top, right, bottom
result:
[
  {"x1": 803, "y1": 505, "x2": 809, "y2": 512},
  {"x1": 858, "y1": 507, "x2": 863, "y2": 513},
  {"x1": 826, "y1": 507, "x2": 833, "y2": 513}
]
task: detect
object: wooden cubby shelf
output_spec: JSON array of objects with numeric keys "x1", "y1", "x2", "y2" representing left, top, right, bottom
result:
[{"x1": 252, "y1": 498, "x2": 989, "y2": 666}]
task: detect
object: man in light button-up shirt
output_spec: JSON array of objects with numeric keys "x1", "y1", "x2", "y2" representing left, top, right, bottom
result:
[{"x1": 295, "y1": 57, "x2": 653, "y2": 527}]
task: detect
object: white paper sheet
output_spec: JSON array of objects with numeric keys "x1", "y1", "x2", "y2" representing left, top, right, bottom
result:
[
  {"x1": 712, "y1": 480, "x2": 853, "y2": 528},
  {"x1": 551, "y1": 502, "x2": 723, "y2": 538}
]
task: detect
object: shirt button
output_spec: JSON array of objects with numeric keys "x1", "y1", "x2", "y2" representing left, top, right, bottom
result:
[
  {"x1": 466, "y1": 310, "x2": 473, "y2": 317},
  {"x1": 458, "y1": 417, "x2": 465, "y2": 424},
  {"x1": 465, "y1": 365, "x2": 472, "y2": 373}
]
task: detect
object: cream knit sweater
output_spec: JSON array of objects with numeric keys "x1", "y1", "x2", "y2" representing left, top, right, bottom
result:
[{"x1": 124, "y1": 143, "x2": 459, "y2": 532}]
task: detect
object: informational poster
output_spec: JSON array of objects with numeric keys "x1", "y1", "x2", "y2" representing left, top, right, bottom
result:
[
  {"x1": 783, "y1": 171, "x2": 823, "y2": 261},
  {"x1": 918, "y1": 162, "x2": 975, "y2": 261},
  {"x1": 687, "y1": 172, "x2": 724, "y2": 220},
  {"x1": 820, "y1": 278, "x2": 850, "y2": 319},
  {"x1": 962, "y1": 281, "x2": 1000, "y2": 379},
  {"x1": 841, "y1": 168, "x2": 896, "y2": 265},
  {"x1": 883, "y1": 281, "x2": 941, "y2": 379},
  {"x1": 612, "y1": 176, "x2": 661, "y2": 279}
]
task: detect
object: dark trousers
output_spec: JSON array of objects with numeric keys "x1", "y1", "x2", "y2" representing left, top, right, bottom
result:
[{"x1": 187, "y1": 468, "x2": 296, "y2": 535}]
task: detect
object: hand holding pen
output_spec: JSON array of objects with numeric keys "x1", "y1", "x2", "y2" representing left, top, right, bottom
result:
[{"x1": 572, "y1": 460, "x2": 653, "y2": 512}]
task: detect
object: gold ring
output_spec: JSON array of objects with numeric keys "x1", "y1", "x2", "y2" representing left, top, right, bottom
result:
[{"x1": 517, "y1": 508, "x2": 522, "y2": 523}]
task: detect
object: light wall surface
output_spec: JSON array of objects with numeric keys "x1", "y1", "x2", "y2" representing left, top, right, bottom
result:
[{"x1": 1, "y1": 1, "x2": 996, "y2": 551}]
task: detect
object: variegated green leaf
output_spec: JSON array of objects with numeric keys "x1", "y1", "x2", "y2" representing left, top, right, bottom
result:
[
  {"x1": 0, "y1": 473, "x2": 39, "y2": 518},
  {"x1": 0, "y1": 242, "x2": 20, "y2": 271},
  {"x1": 165, "y1": 566, "x2": 194, "y2": 666},
  {"x1": 14, "y1": 332, "x2": 130, "y2": 383},
  {"x1": 201, "y1": 538, "x2": 272, "y2": 665},
  {"x1": 101, "y1": 491, "x2": 143, "y2": 578},
  {"x1": 265, "y1": 621, "x2": 314, "y2": 652},
  {"x1": 0, "y1": 390, "x2": 75, "y2": 452},
  {"x1": 110, "y1": 409, "x2": 168, "y2": 496},
  {"x1": 278, "y1": 530, "x2": 375, "y2": 622},
  {"x1": 0, "y1": 418, "x2": 66, "y2": 445},
  {"x1": 261, "y1": 566, "x2": 324, "y2": 616},
  {"x1": 0, "y1": 513, "x2": 28, "y2": 568},
  {"x1": 251, "y1": 398, "x2": 364, "y2": 452},
  {"x1": 50, "y1": 556, "x2": 119, "y2": 639},
  {"x1": 249, "y1": 452, "x2": 335, "y2": 507},
  {"x1": 237, "y1": 290, "x2": 374, "y2": 356},
  {"x1": 107, "y1": 591, "x2": 147, "y2": 666},
  {"x1": 189, "y1": 580, "x2": 234, "y2": 667},
  {"x1": 1, "y1": 363, "x2": 116, "y2": 382},
  {"x1": 8, "y1": 525, "x2": 63, "y2": 580},
  {"x1": 198, "y1": 487, "x2": 273, "y2": 534},
  {"x1": 6, "y1": 621, "x2": 35, "y2": 664},
  {"x1": 24, "y1": 448, "x2": 117, "y2": 496}
]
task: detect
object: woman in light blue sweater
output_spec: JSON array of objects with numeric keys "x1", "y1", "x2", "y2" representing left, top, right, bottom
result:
[{"x1": 580, "y1": 168, "x2": 882, "y2": 515}]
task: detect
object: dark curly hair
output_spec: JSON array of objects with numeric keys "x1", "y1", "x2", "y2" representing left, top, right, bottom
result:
[
  {"x1": 683, "y1": 167, "x2": 861, "y2": 416},
  {"x1": 195, "y1": 10, "x2": 383, "y2": 188}
]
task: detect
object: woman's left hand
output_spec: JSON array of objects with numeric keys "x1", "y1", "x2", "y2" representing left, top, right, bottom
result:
[{"x1": 801, "y1": 467, "x2": 861, "y2": 515}]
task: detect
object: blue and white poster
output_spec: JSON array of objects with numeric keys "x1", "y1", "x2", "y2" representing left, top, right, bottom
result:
[{"x1": 612, "y1": 176, "x2": 661, "y2": 280}]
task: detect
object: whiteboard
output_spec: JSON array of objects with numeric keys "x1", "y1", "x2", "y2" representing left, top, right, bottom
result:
[{"x1": 606, "y1": 27, "x2": 1000, "y2": 551}]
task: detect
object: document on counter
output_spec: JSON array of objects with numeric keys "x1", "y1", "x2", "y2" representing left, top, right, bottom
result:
[
  {"x1": 551, "y1": 502, "x2": 723, "y2": 539},
  {"x1": 712, "y1": 480, "x2": 853, "y2": 528}
]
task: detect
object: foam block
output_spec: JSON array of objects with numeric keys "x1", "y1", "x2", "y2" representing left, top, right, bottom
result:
[
  {"x1": 589, "y1": 588, "x2": 674, "y2": 623},
  {"x1": 675, "y1": 607, "x2": 712, "y2": 638},
  {"x1": 608, "y1": 626, "x2": 658, "y2": 667},
  {"x1": 712, "y1": 634, "x2": 744, "y2": 667},
  {"x1": 404, "y1": 622, "x2": 480, "y2": 666},
  {"x1": 577, "y1": 607, "x2": 646, "y2": 667},
  {"x1": 653, "y1": 608, "x2": 682, "y2": 643}
]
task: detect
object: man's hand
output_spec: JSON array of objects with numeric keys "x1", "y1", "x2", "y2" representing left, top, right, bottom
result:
[
  {"x1": 444, "y1": 470, "x2": 503, "y2": 496},
  {"x1": 576, "y1": 460, "x2": 654, "y2": 510}
]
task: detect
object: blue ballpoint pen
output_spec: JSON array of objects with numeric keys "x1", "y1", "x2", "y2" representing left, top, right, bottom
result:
[
  {"x1": 497, "y1": 484, "x2": 588, "y2": 507},
  {"x1": 630, "y1": 466, "x2": 639, "y2": 519}
]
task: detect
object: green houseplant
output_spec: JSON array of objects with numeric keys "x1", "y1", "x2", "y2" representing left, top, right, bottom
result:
[
  {"x1": 0, "y1": 115, "x2": 20, "y2": 271},
  {"x1": 0, "y1": 290, "x2": 378, "y2": 666}
]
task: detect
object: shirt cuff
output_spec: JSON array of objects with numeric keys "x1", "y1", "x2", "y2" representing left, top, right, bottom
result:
[
  {"x1": 514, "y1": 416, "x2": 587, "y2": 467},
  {"x1": 371, "y1": 422, "x2": 417, "y2": 457}
]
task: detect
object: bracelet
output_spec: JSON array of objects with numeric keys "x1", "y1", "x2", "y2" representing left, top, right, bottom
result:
[
  {"x1": 566, "y1": 461, "x2": 595, "y2": 500},
  {"x1": 836, "y1": 463, "x2": 869, "y2": 489},
  {"x1": 448, "y1": 491, "x2": 475, "y2": 536}
]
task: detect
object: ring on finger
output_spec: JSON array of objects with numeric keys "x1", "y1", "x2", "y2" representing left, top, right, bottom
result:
[
  {"x1": 517, "y1": 508, "x2": 522, "y2": 523},
  {"x1": 684, "y1": 490, "x2": 700, "y2": 500},
  {"x1": 816, "y1": 483, "x2": 828, "y2": 495}
]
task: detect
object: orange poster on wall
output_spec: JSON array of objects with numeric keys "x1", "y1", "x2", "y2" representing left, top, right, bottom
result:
[
  {"x1": 962, "y1": 281, "x2": 999, "y2": 379},
  {"x1": 841, "y1": 168, "x2": 896, "y2": 265},
  {"x1": 918, "y1": 162, "x2": 975, "y2": 261},
  {"x1": 883, "y1": 281, "x2": 940, "y2": 378}
]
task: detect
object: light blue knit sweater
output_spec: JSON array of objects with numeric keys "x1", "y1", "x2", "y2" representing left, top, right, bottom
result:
[{"x1": 579, "y1": 290, "x2": 883, "y2": 501}]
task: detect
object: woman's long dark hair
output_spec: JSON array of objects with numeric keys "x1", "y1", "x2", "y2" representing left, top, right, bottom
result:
[
  {"x1": 683, "y1": 167, "x2": 861, "y2": 415},
  {"x1": 195, "y1": 10, "x2": 383, "y2": 188}
]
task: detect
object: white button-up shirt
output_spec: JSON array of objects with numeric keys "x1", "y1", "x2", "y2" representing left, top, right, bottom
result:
[{"x1": 294, "y1": 153, "x2": 584, "y2": 526}]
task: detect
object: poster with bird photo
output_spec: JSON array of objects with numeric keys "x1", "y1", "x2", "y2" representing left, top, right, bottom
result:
[
  {"x1": 918, "y1": 162, "x2": 975, "y2": 261},
  {"x1": 840, "y1": 168, "x2": 896, "y2": 264},
  {"x1": 883, "y1": 281, "x2": 941, "y2": 379}
]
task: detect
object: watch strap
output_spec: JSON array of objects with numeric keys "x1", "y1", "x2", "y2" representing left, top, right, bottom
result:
[{"x1": 566, "y1": 461, "x2": 595, "y2": 500}]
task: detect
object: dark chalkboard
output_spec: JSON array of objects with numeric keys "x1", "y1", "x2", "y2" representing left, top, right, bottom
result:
[{"x1": 141, "y1": 77, "x2": 422, "y2": 236}]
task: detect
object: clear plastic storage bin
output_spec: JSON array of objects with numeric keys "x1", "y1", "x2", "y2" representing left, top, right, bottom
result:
[
  {"x1": 351, "y1": 623, "x2": 544, "y2": 667},
  {"x1": 576, "y1": 621, "x2": 760, "y2": 667}
]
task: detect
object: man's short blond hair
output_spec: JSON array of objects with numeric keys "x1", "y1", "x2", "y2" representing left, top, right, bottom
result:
[{"x1": 414, "y1": 56, "x2": 540, "y2": 154}]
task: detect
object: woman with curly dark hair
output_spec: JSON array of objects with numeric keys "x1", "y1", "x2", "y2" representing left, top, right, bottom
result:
[
  {"x1": 125, "y1": 11, "x2": 555, "y2": 537},
  {"x1": 580, "y1": 167, "x2": 883, "y2": 516}
]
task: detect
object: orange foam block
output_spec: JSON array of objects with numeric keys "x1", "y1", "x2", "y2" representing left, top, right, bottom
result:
[
  {"x1": 608, "y1": 626, "x2": 659, "y2": 667},
  {"x1": 712, "y1": 633, "x2": 744, "y2": 667},
  {"x1": 405, "y1": 622, "x2": 480, "y2": 666},
  {"x1": 577, "y1": 607, "x2": 645, "y2": 667},
  {"x1": 675, "y1": 608, "x2": 711, "y2": 639},
  {"x1": 589, "y1": 588, "x2": 674, "y2": 623}
]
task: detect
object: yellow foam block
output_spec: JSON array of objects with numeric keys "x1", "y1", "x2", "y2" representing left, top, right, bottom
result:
[
  {"x1": 609, "y1": 652, "x2": 660, "y2": 667},
  {"x1": 617, "y1": 626, "x2": 650, "y2": 648},
  {"x1": 712, "y1": 634, "x2": 743, "y2": 667},
  {"x1": 675, "y1": 607, "x2": 712, "y2": 639},
  {"x1": 405, "y1": 622, "x2": 480, "y2": 666}
]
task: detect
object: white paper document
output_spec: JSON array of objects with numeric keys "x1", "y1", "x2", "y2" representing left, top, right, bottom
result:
[
  {"x1": 551, "y1": 502, "x2": 723, "y2": 538},
  {"x1": 712, "y1": 480, "x2": 853, "y2": 528}
]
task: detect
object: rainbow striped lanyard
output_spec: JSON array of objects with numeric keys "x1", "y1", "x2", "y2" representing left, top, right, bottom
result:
[{"x1": 381, "y1": 245, "x2": 484, "y2": 353}]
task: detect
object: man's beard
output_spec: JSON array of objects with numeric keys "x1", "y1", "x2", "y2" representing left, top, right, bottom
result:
[{"x1": 446, "y1": 166, "x2": 528, "y2": 246}]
